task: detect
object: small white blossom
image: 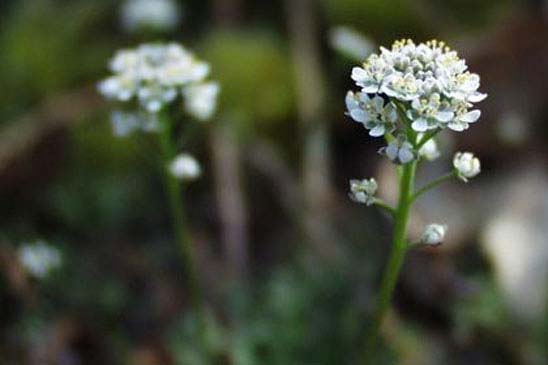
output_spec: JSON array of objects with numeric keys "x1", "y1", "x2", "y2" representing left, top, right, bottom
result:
[
  {"x1": 345, "y1": 91, "x2": 396, "y2": 137},
  {"x1": 347, "y1": 39, "x2": 486, "y2": 135},
  {"x1": 110, "y1": 111, "x2": 159, "y2": 137},
  {"x1": 453, "y1": 152, "x2": 481, "y2": 182},
  {"x1": 121, "y1": 0, "x2": 182, "y2": 32},
  {"x1": 98, "y1": 43, "x2": 218, "y2": 128},
  {"x1": 183, "y1": 82, "x2": 220, "y2": 121},
  {"x1": 349, "y1": 178, "x2": 377, "y2": 206},
  {"x1": 18, "y1": 241, "x2": 62, "y2": 279},
  {"x1": 418, "y1": 137, "x2": 440, "y2": 161},
  {"x1": 420, "y1": 224, "x2": 447, "y2": 245},
  {"x1": 169, "y1": 153, "x2": 202, "y2": 181},
  {"x1": 329, "y1": 26, "x2": 375, "y2": 61},
  {"x1": 380, "y1": 138, "x2": 415, "y2": 164}
]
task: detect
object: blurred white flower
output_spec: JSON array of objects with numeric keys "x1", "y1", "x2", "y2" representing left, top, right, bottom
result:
[
  {"x1": 329, "y1": 26, "x2": 375, "y2": 61},
  {"x1": 183, "y1": 82, "x2": 220, "y2": 121},
  {"x1": 420, "y1": 224, "x2": 447, "y2": 245},
  {"x1": 98, "y1": 43, "x2": 218, "y2": 125},
  {"x1": 380, "y1": 138, "x2": 415, "y2": 164},
  {"x1": 345, "y1": 91, "x2": 397, "y2": 137},
  {"x1": 347, "y1": 39, "x2": 486, "y2": 136},
  {"x1": 18, "y1": 240, "x2": 62, "y2": 279},
  {"x1": 121, "y1": 0, "x2": 182, "y2": 32},
  {"x1": 169, "y1": 153, "x2": 202, "y2": 181},
  {"x1": 453, "y1": 152, "x2": 481, "y2": 182},
  {"x1": 349, "y1": 178, "x2": 377, "y2": 206},
  {"x1": 110, "y1": 111, "x2": 159, "y2": 137},
  {"x1": 418, "y1": 137, "x2": 440, "y2": 161}
]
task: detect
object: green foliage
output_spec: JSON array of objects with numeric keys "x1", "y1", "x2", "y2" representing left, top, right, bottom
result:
[
  {"x1": 168, "y1": 260, "x2": 363, "y2": 364},
  {"x1": 452, "y1": 277, "x2": 510, "y2": 341},
  {"x1": 0, "y1": 0, "x2": 113, "y2": 120},
  {"x1": 321, "y1": 0, "x2": 428, "y2": 42},
  {"x1": 201, "y1": 30, "x2": 295, "y2": 135}
]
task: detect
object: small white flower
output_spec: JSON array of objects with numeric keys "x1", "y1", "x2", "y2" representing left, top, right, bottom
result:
[
  {"x1": 97, "y1": 75, "x2": 138, "y2": 102},
  {"x1": 418, "y1": 137, "x2": 440, "y2": 161},
  {"x1": 351, "y1": 54, "x2": 392, "y2": 93},
  {"x1": 349, "y1": 178, "x2": 378, "y2": 206},
  {"x1": 183, "y1": 82, "x2": 220, "y2": 121},
  {"x1": 382, "y1": 72, "x2": 422, "y2": 101},
  {"x1": 169, "y1": 153, "x2": 202, "y2": 181},
  {"x1": 121, "y1": 0, "x2": 182, "y2": 32},
  {"x1": 420, "y1": 224, "x2": 447, "y2": 245},
  {"x1": 345, "y1": 91, "x2": 396, "y2": 137},
  {"x1": 380, "y1": 138, "x2": 415, "y2": 164},
  {"x1": 447, "y1": 104, "x2": 481, "y2": 132},
  {"x1": 18, "y1": 240, "x2": 62, "y2": 279},
  {"x1": 110, "y1": 111, "x2": 159, "y2": 137},
  {"x1": 329, "y1": 26, "x2": 375, "y2": 61},
  {"x1": 407, "y1": 93, "x2": 454, "y2": 132},
  {"x1": 453, "y1": 152, "x2": 481, "y2": 182}
]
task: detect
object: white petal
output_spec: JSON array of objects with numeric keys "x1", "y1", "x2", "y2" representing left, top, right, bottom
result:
[
  {"x1": 459, "y1": 110, "x2": 481, "y2": 123},
  {"x1": 351, "y1": 67, "x2": 368, "y2": 82},
  {"x1": 369, "y1": 125, "x2": 385, "y2": 137},
  {"x1": 362, "y1": 83, "x2": 380, "y2": 93},
  {"x1": 399, "y1": 148, "x2": 415, "y2": 164},
  {"x1": 412, "y1": 118, "x2": 429, "y2": 132},
  {"x1": 345, "y1": 91, "x2": 358, "y2": 109},
  {"x1": 447, "y1": 121, "x2": 467, "y2": 132},
  {"x1": 436, "y1": 111, "x2": 454, "y2": 122},
  {"x1": 385, "y1": 143, "x2": 399, "y2": 160},
  {"x1": 349, "y1": 109, "x2": 367, "y2": 123},
  {"x1": 468, "y1": 92, "x2": 487, "y2": 103}
]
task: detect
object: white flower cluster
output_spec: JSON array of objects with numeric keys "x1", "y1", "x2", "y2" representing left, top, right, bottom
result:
[
  {"x1": 346, "y1": 39, "x2": 486, "y2": 139},
  {"x1": 98, "y1": 43, "x2": 219, "y2": 120},
  {"x1": 121, "y1": 0, "x2": 182, "y2": 32},
  {"x1": 169, "y1": 153, "x2": 202, "y2": 181},
  {"x1": 349, "y1": 178, "x2": 377, "y2": 206},
  {"x1": 18, "y1": 240, "x2": 62, "y2": 279}
]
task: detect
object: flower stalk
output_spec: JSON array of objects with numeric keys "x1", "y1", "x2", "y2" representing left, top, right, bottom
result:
[
  {"x1": 157, "y1": 111, "x2": 207, "y2": 352},
  {"x1": 364, "y1": 154, "x2": 417, "y2": 361},
  {"x1": 344, "y1": 39, "x2": 487, "y2": 363}
]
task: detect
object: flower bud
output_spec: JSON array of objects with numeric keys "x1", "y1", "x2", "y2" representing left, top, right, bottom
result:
[
  {"x1": 349, "y1": 178, "x2": 377, "y2": 206},
  {"x1": 169, "y1": 153, "x2": 202, "y2": 181},
  {"x1": 418, "y1": 138, "x2": 440, "y2": 161},
  {"x1": 420, "y1": 224, "x2": 447, "y2": 246},
  {"x1": 453, "y1": 152, "x2": 480, "y2": 182},
  {"x1": 379, "y1": 138, "x2": 415, "y2": 164}
]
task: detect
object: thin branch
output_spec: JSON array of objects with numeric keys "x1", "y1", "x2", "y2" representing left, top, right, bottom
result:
[
  {"x1": 373, "y1": 198, "x2": 396, "y2": 217},
  {"x1": 410, "y1": 172, "x2": 455, "y2": 203}
]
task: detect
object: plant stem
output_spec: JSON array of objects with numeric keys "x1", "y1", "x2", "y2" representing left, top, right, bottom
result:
[
  {"x1": 373, "y1": 199, "x2": 396, "y2": 217},
  {"x1": 410, "y1": 172, "x2": 454, "y2": 203},
  {"x1": 363, "y1": 160, "x2": 417, "y2": 363},
  {"x1": 157, "y1": 112, "x2": 207, "y2": 348}
]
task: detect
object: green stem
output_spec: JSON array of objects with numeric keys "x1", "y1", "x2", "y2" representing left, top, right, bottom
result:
[
  {"x1": 416, "y1": 129, "x2": 440, "y2": 149},
  {"x1": 157, "y1": 111, "x2": 207, "y2": 350},
  {"x1": 363, "y1": 160, "x2": 417, "y2": 363},
  {"x1": 410, "y1": 172, "x2": 454, "y2": 204},
  {"x1": 373, "y1": 199, "x2": 396, "y2": 217}
]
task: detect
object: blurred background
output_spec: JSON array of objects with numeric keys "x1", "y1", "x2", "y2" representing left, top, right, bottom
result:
[{"x1": 1, "y1": 0, "x2": 548, "y2": 364}]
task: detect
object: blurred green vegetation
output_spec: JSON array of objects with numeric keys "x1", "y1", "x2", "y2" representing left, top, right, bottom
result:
[{"x1": 1, "y1": 0, "x2": 547, "y2": 364}]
